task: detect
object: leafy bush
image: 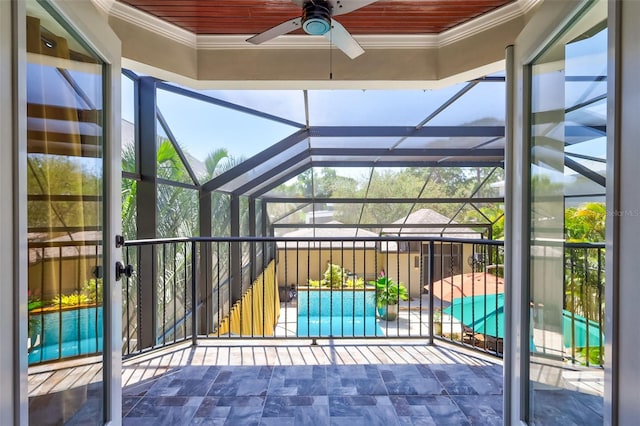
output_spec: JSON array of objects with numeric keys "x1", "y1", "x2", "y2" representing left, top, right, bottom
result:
[
  {"x1": 370, "y1": 276, "x2": 409, "y2": 308},
  {"x1": 322, "y1": 263, "x2": 347, "y2": 288},
  {"x1": 28, "y1": 290, "x2": 43, "y2": 311},
  {"x1": 308, "y1": 279, "x2": 322, "y2": 288},
  {"x1": 52, "y1": 292, "x2": 90, "y2": 307},
  {"x1": 307, "y1": 264, "x2": 363, "y2": 289},
  {"x1": 345, "y1": 277, "x2": 364, "y2": 288},
  {"x1": 82, "y1": 278, "x2": 103, "y2": 304},
  {"x1": 28, "y1": 290, "x2": 42, "y2": 338},
  {"x1": 576, "y1": 347, "x2": 603, "y2": 366}
]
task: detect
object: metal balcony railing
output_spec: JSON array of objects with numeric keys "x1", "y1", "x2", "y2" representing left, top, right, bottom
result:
[{"x1": 26, "y1": 236, "x2": 606, "y2": 368}]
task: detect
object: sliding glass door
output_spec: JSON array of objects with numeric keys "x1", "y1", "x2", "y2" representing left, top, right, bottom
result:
[
  {"x1": 22, "y1": 0, "x2": 121, "y2": 423},
  {"x1": 526, "y1": 1, "x2": 607, "y2": 424}
]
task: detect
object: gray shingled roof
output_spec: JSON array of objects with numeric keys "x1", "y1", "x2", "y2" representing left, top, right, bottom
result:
[
  {"x1": 381, "y1": 208, "x2": 482, "y2": 239},
  {"x1": 277, "y1": 221, "x2": 378, "y2": 248}
]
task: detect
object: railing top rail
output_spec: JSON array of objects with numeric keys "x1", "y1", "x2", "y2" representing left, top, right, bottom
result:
[
  {"x1": 123, "y1": 236, "x2": 507, "y2": 247},
  {"x1": 563, "y1": 241, "x2": 606, "y2": 249},
  {"x1": 28, "y1": 240, "x2": 103, "y2": 248},
  {"x1": 122, "y1": 236, "x2": 605, "y2": 249}
]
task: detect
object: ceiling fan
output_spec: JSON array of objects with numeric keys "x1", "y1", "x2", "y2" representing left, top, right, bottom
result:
[{"x1": 246, "y1": 0, "x2": 380, "y2": 59}]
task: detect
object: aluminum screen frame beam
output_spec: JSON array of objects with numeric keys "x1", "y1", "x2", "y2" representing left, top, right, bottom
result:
[
  {"x1": 565, "y1": 156, "x2": 606, "y2": 187},
  {"x1": 308, "y1": 148, "x2": 504, "y2": 157},
  {"x1": 262, "y1": 197, "x2": 505, "y2": 204},
  {"x1": 232, "y1": 151, "x2": 310, "y2": 196},
  {"x1": 249, "y1": 162, "x2": 314, "y2": 198},
  {"x1": 157, "y1": 81, "x2": 306, "y2": 129},
  {"x1": 202, "y1": 129, "x2": 309, "y2": 193},
  {"x1": 309, "y1": 125, "x2": 505, "y2": 138},
  {"x1": 271, "y1": 223, "x2": 491, "y2": 229},
  {"x1": 309, "y1": 160, "x2": 504, "y2": 168}
]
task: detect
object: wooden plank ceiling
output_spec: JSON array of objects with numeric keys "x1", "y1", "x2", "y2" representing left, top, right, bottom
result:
[{"x1": 118, "y1": 0, "x2": 515, "y2": 35}]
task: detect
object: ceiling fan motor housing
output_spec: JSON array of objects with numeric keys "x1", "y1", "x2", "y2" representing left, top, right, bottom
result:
[{"x1": 302, "y1": 0, "x2": 332, "y2": 35}]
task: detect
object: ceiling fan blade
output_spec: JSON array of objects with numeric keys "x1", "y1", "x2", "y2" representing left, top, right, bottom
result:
[
  {"x1": 324, "y1": 19, "x2": 365, "y2": 59},
  {"x1": 329, "y1": 0, "x2": 380, "y2": 16},
  {"x1": 246, "y1": 17, "x2": 302, "y2": 44}
]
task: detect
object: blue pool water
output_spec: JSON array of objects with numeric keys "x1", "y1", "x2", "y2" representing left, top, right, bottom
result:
[
  {"x1": 297, "y1": 290, "x2": 382, "y2": 337},
  {"x1": 28, "y1": 306, "x2": 103, "y2": 364}
]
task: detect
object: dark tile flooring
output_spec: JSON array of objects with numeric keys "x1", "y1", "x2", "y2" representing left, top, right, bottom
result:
[
  {"x1": 530, "y1": 388, "x2": 604, "y2": 426},
  {"x1": 122, "y1": 363, "x2": 504, "y2": 425}
]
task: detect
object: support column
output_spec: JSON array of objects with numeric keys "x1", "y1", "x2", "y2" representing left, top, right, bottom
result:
[
  {"x1": 4, "y1": 1, "x2": 27, "y2": 422},
  {"x1": 607, "y1": 2, "x2": 640, "y2": 423},
  {"x1": 136, "y1": 77, "x2": 158, "y2": 350},
  {"x1": 503, "y1": 43, "x2": 519, "y2": 426},
  {"x1": 262, "y1": 199, "x2": 269, "y2": 237},
  {"x1": 262, "y1": 199, "x2": 274, "y2": 261},
  {"x1": 230, "y1": 194, "x2": 242, "y2": 304},
  {"x1": 198, "y1": 190, "x2": 212, "y2": 334},
  {"x1": 249, "y1": 197, "x2": 257, "y2": 279}
]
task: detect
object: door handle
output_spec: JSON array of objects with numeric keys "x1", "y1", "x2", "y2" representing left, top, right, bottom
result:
[{"x1": 115, "y1": 261, "x2": 133, "y2": 281}]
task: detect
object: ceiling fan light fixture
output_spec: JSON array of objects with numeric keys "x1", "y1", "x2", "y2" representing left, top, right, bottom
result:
[{"x1": 302, "y1": 1, "x2": 332, "y2": 35}]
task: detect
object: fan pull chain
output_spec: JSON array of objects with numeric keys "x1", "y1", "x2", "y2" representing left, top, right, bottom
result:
[{"x1": 329, "y1": 22, "x2": 333, "y2": 80}]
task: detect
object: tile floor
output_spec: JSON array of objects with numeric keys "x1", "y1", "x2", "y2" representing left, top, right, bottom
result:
[
  {"x1": 26, "y1": 340, "x2": 604, "y2": 425},
  {"x1": 121, "y1": 342, "x2": 504, "y2": 425}
]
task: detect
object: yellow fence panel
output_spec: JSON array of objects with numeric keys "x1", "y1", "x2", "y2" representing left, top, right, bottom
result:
[{"x1": 216, "y1": 261, "x2": 280, "y2": 336}]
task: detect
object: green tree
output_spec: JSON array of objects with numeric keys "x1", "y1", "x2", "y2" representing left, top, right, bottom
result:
[
  {"x1": 565, "y1": 202, "x2": 606, "y2": 242},
  {"x1": 121, "y1": 140, "x2": 243, "y2": 239},
  {"x1": 28, "y1": 154, "x2": 101, "y2": 232},
  {"x1": 463, "y1": 205, "x2": 505, "y2": 240},
  {"x1": 563, "y1": 202, "x2": 606, "y2": 365}
]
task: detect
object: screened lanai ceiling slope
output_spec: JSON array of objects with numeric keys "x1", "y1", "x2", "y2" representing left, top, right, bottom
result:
[
  {"x1": 123, "y1": 66, "x2": 606, "y2": 233},
  {"x1": 182, "y1": 75, "x2": 508, "y2": 197},
  {"x1": 121, "y1": 69, "x2": 510, "y2": 236},
  {"x1": 135, "y1": 65, "x2": 606, "y2": 202}
]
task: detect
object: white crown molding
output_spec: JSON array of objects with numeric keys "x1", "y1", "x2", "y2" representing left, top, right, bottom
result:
[
  {"x1": 92, "y1": 0, "x2": 196, "y2": 47},
  {"x1": 437, "y1": 0, "x2": 541, "y2": 46},
  {"x1": 91, "y1": 0, "x2": 116, "y2": 13},
  {"x1": 196, "y1": 34, "x2": 441, "y2": 50},
  {"x1": 94, "y1": 0, "x2": 542, "y2": 51}
]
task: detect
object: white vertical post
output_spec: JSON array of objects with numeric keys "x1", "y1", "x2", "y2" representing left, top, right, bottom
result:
[
  {"x1": 2, "y1": 0, "x2": 29, "y2": 424},
  {"x1": 606, "y1": 1, "x2": 640, "y2": 424}
]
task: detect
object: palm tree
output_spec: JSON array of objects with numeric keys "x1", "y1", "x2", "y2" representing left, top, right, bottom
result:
[
  {"x1": 565, "y1": 202, "x2": 606, "y2": 242},
  {"x1": 121, "y1": 139, "x2": 250, "y2": 344},
  {"x1": 564, "y1": 202, "x2": 606, "y2": 345}
]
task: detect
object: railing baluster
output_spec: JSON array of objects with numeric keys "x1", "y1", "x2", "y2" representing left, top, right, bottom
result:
[
  {"x1": 94, "y1": 244, "x2": 99, "y2": 356},
  {"x1": 191, "y1": 241, "x2": 197, "y2": 346},
  {"x1": 183, "y1": 242, "x2": 187, "y2": 340},
  {"x1": 127, "y1": 247, "x2": 131, "y2": 354},
  {"x1": 58, "y1": 246, "x2": 63, "y2": 361},
  {"x1": 570, "y1": 248, "x2": 576, "y2": 364},
  {"x1": 173, "y1": 242, "x2": 177, "y2": 344},
  {"x1": 428, "y1": 240, "x2": 435, "y2": 346},
  {"x1": 584, "y1": 247, "x2": 590, "y2": 366},
  {"x1": 162, "y1": 243, "x2": 166, "y2": 346},
  {"x1": 419, "y1": 242, "x2": 424, "y2": 337}
]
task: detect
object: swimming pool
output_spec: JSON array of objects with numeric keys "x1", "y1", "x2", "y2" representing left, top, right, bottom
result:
[
  {"x1": 28, "y1": 306, "x2": 103, "y2": 364},
  {"x1": 296, "y1": 288, "x2": 382, "y2": 337}
]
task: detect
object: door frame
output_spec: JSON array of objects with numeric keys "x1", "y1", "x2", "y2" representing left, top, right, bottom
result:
[{"x1": 10, "y1": 1, "x2": 122, "y2": 423}]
